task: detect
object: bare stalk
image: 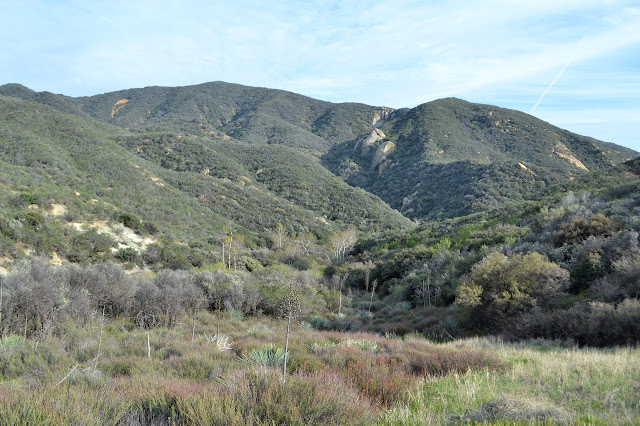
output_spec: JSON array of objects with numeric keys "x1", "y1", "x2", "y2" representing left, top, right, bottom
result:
[
  {"x1": 94, "y1": 306, "x2": 106, "y2": 370},
  {"x1": 191, "y1": 315, "x2": 196, "y2": 344},
  {"x1": 369, "y1": 280, "x2": 378, "y2": 313},
  {"x1": 55, "y1": 364, "x2": 79, "y2": 387},
  {"x1": 282, "y1": 308, "x2": 292, "y2": 384}
]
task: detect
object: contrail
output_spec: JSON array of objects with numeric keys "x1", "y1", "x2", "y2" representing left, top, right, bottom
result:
[{"x1": 529, "y1": 61, "x2": 571, "y2": 114}]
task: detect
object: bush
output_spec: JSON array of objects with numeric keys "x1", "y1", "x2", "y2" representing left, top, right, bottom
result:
[
  {"x1": 306, "y1": 315, "x2": 333, "y2": 330},
  {"x1": 457, "y1": 252, "x2": 569, "y2": 332},
  {"x1": 18, "y1": 211, "x2": 44, "y2": 228},
  {"x1": 117, "y1": 213, "x2": 141, "y2": 230},
  {"x1": 552, "y1": 214, "x2": 619, "y2": 247},
  {"x1": 115, "y1": 247, "x2": 138, "y2": 262},
  {"x1": 11, "y1": 192, "x2": 38, "y2": 207},
  {"x1": 102, "y1": 359, "x2": 134, "y2": 377},
  {"x1": 511, "y1": 298, "x2": 640, "y2": 346},
  {"x1": 170, "y1": 356, "x2": 219, "y2": 381}
]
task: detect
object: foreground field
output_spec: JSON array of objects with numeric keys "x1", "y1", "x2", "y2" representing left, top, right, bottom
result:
[
  {"x1": 0, "y1": 313, "x2": 638, "y2": 425},
  {"x1": 385, "y1": 338, "x2": 640, "y2": 424}
]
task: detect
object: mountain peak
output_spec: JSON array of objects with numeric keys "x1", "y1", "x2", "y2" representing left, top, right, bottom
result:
[{"x1": 0, "y1": 83, "x2": 36, "y2": 97}]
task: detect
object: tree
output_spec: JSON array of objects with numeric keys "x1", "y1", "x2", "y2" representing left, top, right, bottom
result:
[
  {"x1": 412, "y1": 250, "x2": 451, "y2": 307},
  {"x1": 330, "y1": 228, "x2": 358, "y2": 263},
  {"x1": 4, "y1": 257, "x2": 67, "y2": 337},
  {"x1": 294, "y1": 233, "x2": 315, "y2": 255},
  {"x1": 272, "y1": 222, "x2": 287, "y2": 249},
  {"x1": 456, "y1": 252, "x2": 569, "y2": 331},
  {"x1": 195, "y1": 271, "x2": 227, "y2": 335}
]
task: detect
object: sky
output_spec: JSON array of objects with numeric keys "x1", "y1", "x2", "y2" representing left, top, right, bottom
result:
[{"x1": 1, "y1": 0, "x2": 639, "y2": 149}]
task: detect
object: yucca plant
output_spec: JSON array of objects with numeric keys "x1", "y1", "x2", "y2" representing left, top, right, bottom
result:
[
  {"x1": 239, "y1": 345, "x2": 286, "y2": 367},
  {"x1": 205, "y1": 334, "x2": 233, "y2": 351}
]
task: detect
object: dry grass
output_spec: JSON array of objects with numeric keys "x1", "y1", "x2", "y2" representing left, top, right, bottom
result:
[
  {"x1": 1, "y1": 314, "x2": 637, "y2": 424},
  {"x1": 383, "y1": 337, "x2": 640, "y2": 425}
]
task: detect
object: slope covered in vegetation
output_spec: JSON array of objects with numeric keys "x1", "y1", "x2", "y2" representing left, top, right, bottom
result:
[
  {"x1": 324, "y1": 98, "x2": 636, "y2": 219},
  {"x1": 3, "y1": 82, "x2": 634, "y2": 221},
  {"x1": 338, "y1": 157, "x2": 640, "y2": 346},
  {"x1": 1, "y1": 81, "x2": 639, "y2": 349},
  {"x1": 0, "y1": 94, "x2": 409, "y2": 271}
]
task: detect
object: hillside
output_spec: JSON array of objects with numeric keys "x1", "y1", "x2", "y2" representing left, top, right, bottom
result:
[
  {"x1": 324, "y1": 98, "x2": 637, "y2": 219},
  {"x1": 3, "y1": 83, "x2": 634, "y2": 222},
  {"x1": 0, "y1": 82, "x2": 381, "y2": 154},
  {"x1": 332, "y1": 154, "x2": 640, "y2": 344},
  {"x1": 1, "y1": 81, "x2": 640, "y2": 350},
  {"x1": 0, "y1": 94, "x2": 410, "y2": 269}
]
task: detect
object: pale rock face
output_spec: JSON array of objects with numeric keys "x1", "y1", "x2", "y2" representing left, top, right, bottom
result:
[
  {"x1": 354, "y1": 128, "x2": 386, "y2": 155},
  {"x1": 372, "y1": 107, "x2": 395, "y2": 128},
  {"x1": 371, "y1": 141, "x2": 395, "y2": 169},
  {"x1": 553, "y1": 143, "x2": 589, "y2": 171}
]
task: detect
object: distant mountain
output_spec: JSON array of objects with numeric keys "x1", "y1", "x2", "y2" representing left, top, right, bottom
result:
[
  {"x1": 3, "y1": 82, "x2": 639, "y2": 345},
  {"x1": 323, "y1": 98, "x2": 636, "y2": 219},
  {"x1": 1, "y1": 82, "x2": 635, "y2": 225},
  {"x1": 0, "y1": 93, "x2": 410, "y2": 267},
  {"x1": 1, "y1": 82, "x2": 381, "y2": 154}
]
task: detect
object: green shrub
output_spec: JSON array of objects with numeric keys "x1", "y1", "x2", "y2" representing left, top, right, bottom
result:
[
  {"x1": 170, "y1": 356, "x2": 218, "y2": 381},
  {"x1": 0, "y1": 335, "x2": 25, "y2": 348},
  {"x1": 161, "y1": 347, "x2": 183, "y2": 360},
  {"x1": 228, "y1": 309, "x2": 245, "y2": 321},
  {"x1": 115, "y1": 247, "x2": 138, "y2": 262},
  {"x1": 306, "y1": 315, "x2": 332, "y2": 330},
  {"x1": 102, "y1": 359, "x2": 134, "y2": 377},
  {"x1": 11, "y1": 192, "x2": 38, "y2": 206},
  {"x1": 117, "y1": 213, "x2": 141, "y2": 230},
  {"x1": 18, "y1": 211, "x2": 44, "y2": 228}
]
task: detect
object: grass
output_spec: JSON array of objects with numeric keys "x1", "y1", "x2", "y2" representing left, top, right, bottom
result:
[
  {"x1": 383, "y1": 337, "x2": 640, "y2": 425},
  {"x1": 0, "y1": 314, "x2": 638, "y2": 424}
]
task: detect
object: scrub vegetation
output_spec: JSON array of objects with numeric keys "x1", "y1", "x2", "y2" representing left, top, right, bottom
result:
[{"x1": 1, "y1": 82, "x2": 639, "y2": 424}]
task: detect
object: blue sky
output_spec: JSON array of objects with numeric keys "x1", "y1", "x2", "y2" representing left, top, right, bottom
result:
[{"x1": 1, "y1": 0, "x2": 639, "y2": 149}]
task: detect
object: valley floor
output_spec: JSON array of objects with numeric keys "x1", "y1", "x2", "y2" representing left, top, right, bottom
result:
[{"x1": 0, "y1": 313, "x2": 638, "y2": 425}]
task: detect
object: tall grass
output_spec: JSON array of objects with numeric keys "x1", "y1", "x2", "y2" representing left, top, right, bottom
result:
[
  {"x1": 0, "y1": 313, "x2": 636, "y2": 424},
  {"x1": 382, "y1": 337, "x2": 640, "y2": 424}
]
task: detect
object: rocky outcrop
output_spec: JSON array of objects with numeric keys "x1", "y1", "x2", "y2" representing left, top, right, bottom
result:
[
  {"x1": 354, "y1": 129, "x2": 386, "y2": 155},
  {"x1": 372, "y1": 107, "x2": 395, "y2": 128},
  {"x1": 518, "y1": 162, "x2": 538, "y2": 177},
  {"x1": 111, "y1": 98, "x2": 130, "y2": 118},
  {"x1": 553, "y1": 143, "x2": 589, "y2": 171},
  {"x1": 371, "y1": 141, "x2": 395, "y2": 168}
]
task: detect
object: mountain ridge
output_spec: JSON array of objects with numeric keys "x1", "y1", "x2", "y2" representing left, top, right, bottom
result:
[
  {"x1": 1, "y1": 81, "x2": 636, "y2": 224},
  {"x1": 0, "y1": 92, "x2": 411, "y2": 269}
]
